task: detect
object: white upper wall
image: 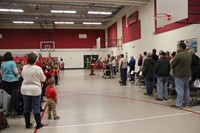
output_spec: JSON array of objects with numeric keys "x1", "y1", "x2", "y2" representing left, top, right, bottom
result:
[{"x1": 107, "y1": 0, "x2": 200, "y2": 68}]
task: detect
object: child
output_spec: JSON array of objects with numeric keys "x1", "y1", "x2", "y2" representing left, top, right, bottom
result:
[
  {"x1": 54, "y1": 64, "x2": 59, "y2": 85},
  {"x1": 45, "y1": 78, "x2": 60, "y2": 120}
]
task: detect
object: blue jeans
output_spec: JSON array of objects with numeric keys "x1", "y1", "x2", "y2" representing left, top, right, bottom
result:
[
  {"x1": 23, "y1": 95, "x2": 41, "y2": 114},
  {"x1": 157, "y1": 76, "x2": 169, "y2": 99},
  {"x1": 175, "y1": 78, "x2": 190, "y2": 107},
  {"x1": 145, "y1": 78, "x2": 153, "y2": 94}
]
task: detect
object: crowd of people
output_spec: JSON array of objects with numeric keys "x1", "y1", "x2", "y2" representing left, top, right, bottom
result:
[
  {"x1": 102, "y1": 42, "x2": 200, "y2": 110},
  {"x1": 0, "y1": 41, "x2": 200, "y2": 130},
  {"x1": 0, "y1": 51, "x2": 62, "y2": 129}
]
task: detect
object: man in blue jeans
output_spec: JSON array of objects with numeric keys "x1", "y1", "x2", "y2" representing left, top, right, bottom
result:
[{"x1": 170, "y1": 42, "x2": 191, "y2": 109}]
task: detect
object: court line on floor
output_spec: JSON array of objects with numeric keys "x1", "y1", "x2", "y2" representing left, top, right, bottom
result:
[
  {"x1": 63, "y1": 92, "x2": 200, "y2": 116},
  {"x1": 44, "y1": 112, "x2": 191, "y2": 129}
]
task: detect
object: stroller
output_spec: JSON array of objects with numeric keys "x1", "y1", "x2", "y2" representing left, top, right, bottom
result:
[{"x1": 102, "y1": 64, "x2": 113, "y2": 79}]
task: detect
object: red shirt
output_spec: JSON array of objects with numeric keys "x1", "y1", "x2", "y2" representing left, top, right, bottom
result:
[
  {"x1": 45, "y1": 72, "x2": 52, "y2": 82},
  {"x1": 54, "y1": 69, "x2": 59, "y2": 76},
  {"x1": 36, "y1": 61, "x2": 43, "y2": 69},
  {"x1": 45, "y1": 86, "x2": 57, "y2": 101}
]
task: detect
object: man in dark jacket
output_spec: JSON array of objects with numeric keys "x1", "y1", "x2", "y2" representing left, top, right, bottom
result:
[
  {"x1": 189, "y1": 48, "x2": 200, "y2": 83},
  {"x1": 143, "y1": 52, "x2": 155, "y2": 95},
  {"x1": 152, "y1": 49, "x2": 159, "y2": 62},
  {"x1": 171, "y1": 42, "x2": 191, "y2": 109},
  {"x1": 154, "y1": 52, "x2": 170, "y2": 101}
]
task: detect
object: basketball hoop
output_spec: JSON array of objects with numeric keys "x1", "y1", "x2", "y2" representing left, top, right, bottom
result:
[{"x1": 154, "y1": 13, "x2": 172, "y2": 28}]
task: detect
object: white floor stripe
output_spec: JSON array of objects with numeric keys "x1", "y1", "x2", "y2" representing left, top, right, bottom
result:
[{"x1": 44, "y1": 112, "x2": 191, "y2": 129}]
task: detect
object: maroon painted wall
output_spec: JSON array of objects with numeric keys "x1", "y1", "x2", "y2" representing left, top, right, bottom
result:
[
  {"x1": 155, "y1": 0, "x2": 200, "y2": 34},
  {"x1": 122, "y1": 16, "x2": 141, "y2": 44},
  {"x1": 0, "y1": 29, "x2": 105, "y2": 49},
  {"x1": 107, "y1": 22, "x2": 117, "y2": 47}
]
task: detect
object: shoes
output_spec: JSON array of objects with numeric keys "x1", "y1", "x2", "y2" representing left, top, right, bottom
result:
[
  {"x1": 171, "y1": 105, "x2": 182, "y2": 110},
  {"x1": 48, "y1": 117, "x2": 51, "y2": 120},
  {"x1": 144, "y1": 93, "x2": 152, "y2": 96},
  {"x1": 155, "y1": 98, "x2": 163, "y2": 101},
  {"x1": 54, "y1": 116, "x2": 60, "y2": 120},
  {"x1": 163, "y1": 98, "x2": 168, "y2": 100},
  {"x1": 26, "y1": 123, "x2": 33, "y2": 129}
]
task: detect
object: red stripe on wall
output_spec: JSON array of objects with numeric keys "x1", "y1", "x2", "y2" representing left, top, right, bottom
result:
[
  {"x1": 107, "y1": 22, "x2": 117, "y2": 48},
  {"x1": 122, "y1": 16, "x2": 141, "y2": 44},
  {"x1": 0, "y1": 29, "x2": 105, "y2": 49}
]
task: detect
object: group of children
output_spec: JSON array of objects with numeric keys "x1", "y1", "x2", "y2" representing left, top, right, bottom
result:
[
  {"x1": 18, "y1": 58, "x2": 61, "y2": 120},
  {"x1": 41, "y1": 62, "x2": 61, "y2": 120}
]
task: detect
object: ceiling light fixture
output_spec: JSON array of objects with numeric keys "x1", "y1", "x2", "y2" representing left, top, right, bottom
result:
[
  {"x1": 83, "y1": 22, "x2": 102, "y2": 25},
  {"x1": 88, "y1": 11, "x2": 112, "y2": 15},
  {"x1": 13, "y1": 21, "x2": 34, "y2": 24},
  {"x1": 0, "y1": 8, "x2": 24, "y2": 12},
  {"x1": 54, "y1": 22, "x2": 74, "y2": 24},
  {"x1": 51, "y1": 10, "x2": 76, "y2": 14}
]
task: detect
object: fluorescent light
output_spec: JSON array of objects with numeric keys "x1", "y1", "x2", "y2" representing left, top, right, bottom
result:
[
  {"x1": 13, "y1": 21, "x2": 34, "y2": 24},
  {"x1": 83, "y1": 22, "x2": 102, "y2": 25},
  {"x1": 88, "y1": 11, "x2": 112, "y2": 15},
  {"x1": 51, "y1": 10, "x2": 76, "y2": 14},
  {"x1": 0, "y1": 8, "x2": 23, "y2": 12},
  {"x1": 54, "y1": 22, "x2": 74, "y2": 24}
]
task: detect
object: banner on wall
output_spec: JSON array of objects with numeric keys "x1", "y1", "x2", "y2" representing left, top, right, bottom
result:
[
  {"x1": 177, "y1": 38, "x2": 197, "y2": 52},
  {"x1": 126, "y1": 11, "x2": 138, "y2": 27}
]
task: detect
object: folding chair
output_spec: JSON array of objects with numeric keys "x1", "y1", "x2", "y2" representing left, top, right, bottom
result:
[{"x1": 190, "y1": 86, "x2": 200, "y2": 106}]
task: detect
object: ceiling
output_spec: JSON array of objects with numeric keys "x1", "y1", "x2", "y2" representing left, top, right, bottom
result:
[{"x1": 0, "y1": 0, "x2": 149, "y2": 29}]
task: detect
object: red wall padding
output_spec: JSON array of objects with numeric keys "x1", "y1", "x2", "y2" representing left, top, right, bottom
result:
[
  {"x1": 0, "y1": 29, "x2": 105, "y2": 49},
  {"x1": 155, "y1": 0, "x2": 200, "y2": 34},
  {"x1": 122, "y1": 16, "x2": 141, "y2": 44},
  {"x1": 107, "y1": 22, "x2": 117, "y2": 47}
]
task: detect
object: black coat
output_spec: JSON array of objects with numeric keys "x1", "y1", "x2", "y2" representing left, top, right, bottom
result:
[
  {"x1": 154, "y1": 57, "x2": 170, "y2": 77},
  {"x1": 142, "y1": 57, "x2": 155, "y2": 80}
]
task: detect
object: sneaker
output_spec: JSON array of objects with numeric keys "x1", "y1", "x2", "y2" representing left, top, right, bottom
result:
[
  {"x1": 54, "y1": 116, "x2": 60, "y2": 120},
  {"x1": 171, "y1": 105, "x2": 182, "y2": 110}
]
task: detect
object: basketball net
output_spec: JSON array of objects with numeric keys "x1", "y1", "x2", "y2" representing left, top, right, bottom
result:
[{"x1": 154, "y1": 13, "x2": 172, "y2": 28}]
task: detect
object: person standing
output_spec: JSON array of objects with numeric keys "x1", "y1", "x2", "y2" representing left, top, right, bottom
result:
[
  {"x1": 171, "y1": 42, "x2": 191, "y2": 109},
  {"x1": 119, "y1": 54, "x2": 128, "y2": 85},
  {"x1": 154, "y1": 52, "x2": 170, "y2": 101},
  {"x1": 21, "y1": 52, "x2": 46, "y2": 129},
  {"x1": 142, "y1": 52, "x2": 155, "y2": 95},
  {"x1": 137, "y1": 54, "x2": 143, "y2": 70},
  {"x1": 152, "y1": 49, "x2": 159, "y2": 62},
  {"x1": 189, "y1": 48, "x2": 200, "y2": 83},
  {"x1": 128, "y1": 56, "x2": 135, "y2": 73},
  {"x1": 1, "y1": 52, "x2": 19, "y2": 95},
  {"x1": 45, "y1": 78, "x2": 60, "y2": 120}
]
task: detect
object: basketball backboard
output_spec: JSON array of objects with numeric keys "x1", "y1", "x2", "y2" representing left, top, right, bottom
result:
[
  {"x1": 155, "y1": 0, "x2": 188, "y2": 28},
  {"x1": 40, "y1": 41, "x2": 55, "y2": 52}
]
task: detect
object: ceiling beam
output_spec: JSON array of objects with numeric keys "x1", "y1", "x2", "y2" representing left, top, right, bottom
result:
[{"x1": 3, "y1": 0, "x2": 149, "y2": 5}]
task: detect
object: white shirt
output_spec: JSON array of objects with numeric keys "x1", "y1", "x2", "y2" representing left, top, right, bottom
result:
[{"x1": 21, "y1": 64, "x2": 46, "y2": 96}]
